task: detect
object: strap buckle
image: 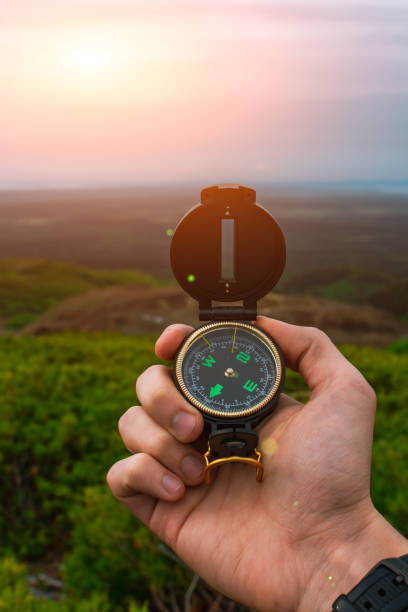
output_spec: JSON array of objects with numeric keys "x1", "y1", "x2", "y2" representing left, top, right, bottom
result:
[{"x1": 373, "y1": 557, "x2": 408, "y2": 585}]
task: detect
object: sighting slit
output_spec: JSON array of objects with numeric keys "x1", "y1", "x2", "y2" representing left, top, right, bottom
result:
[{"x1": 221, "y1": 219, "x2": 235, "y2": 281}]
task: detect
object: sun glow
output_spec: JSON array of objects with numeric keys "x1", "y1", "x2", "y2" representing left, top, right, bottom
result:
[
  {"x1": 55, "y1": 29, "x2": 128, "y2": 83},
  {"x1": 67, "y1": 46, "x2": 112, "y2": 73},
  {"x1": 14, "y1": 23, "x2": 173, "y2": 109}
]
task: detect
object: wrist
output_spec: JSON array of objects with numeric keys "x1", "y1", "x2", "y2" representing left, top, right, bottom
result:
[{"x1": 298, "y1": 505, "x2": 408, "y2": 612}]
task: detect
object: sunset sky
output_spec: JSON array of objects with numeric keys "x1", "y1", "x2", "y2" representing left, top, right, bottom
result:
[{"x1": 1, "y1": 0, "x2": 408, "y2": 188}]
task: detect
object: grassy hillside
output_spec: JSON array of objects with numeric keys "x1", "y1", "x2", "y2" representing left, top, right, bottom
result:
[
  {"x1": 0, "y1": 332, "x2": 407, "y2": 610},
  {"x1": 0, "y1": 259, "x2": 163, "y2": 330},
  {"x1": 1, "y1": 258, "x2": 407, "y2": 335}
]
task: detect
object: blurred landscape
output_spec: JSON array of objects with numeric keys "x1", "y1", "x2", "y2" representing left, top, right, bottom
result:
[
  {"x1": 1, "y1": 186, "x2": 408, "y2": 336},
  {"x1": 1, "y1": 186, "x2": 408, "y2": 611},
  {"x1": 2, "y1": 186, "x2": 408, "y2": 281}
]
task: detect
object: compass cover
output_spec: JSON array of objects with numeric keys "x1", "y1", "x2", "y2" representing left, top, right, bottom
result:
[{"x1": 170, "y1": 184, "x2": 286, "y2": 309}]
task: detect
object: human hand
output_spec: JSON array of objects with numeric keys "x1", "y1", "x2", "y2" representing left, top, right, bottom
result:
[{"x1": 107, "y1": 317, "x2": 408, "y2": 611}]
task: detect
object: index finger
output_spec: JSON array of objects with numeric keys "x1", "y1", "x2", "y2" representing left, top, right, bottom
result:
[{"x1": 155, "y1": 324, "x2": 194, "y2": 361}]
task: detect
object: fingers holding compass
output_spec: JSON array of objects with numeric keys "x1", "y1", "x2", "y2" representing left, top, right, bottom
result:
[
  {"x1": 111, "y1": 327, "x2": 207, "y2": 509},
  {"x1": 118, "y1": 405, "x2": 205, "y2": 486},
  {"x1": 106, "y1": 453, "x2": 185, "y2": 525},
  {"x1": 108, "y1": 405, "x2": 206, "y2": 522},
  {"x1": 155, "y1": 323, "x2": 194, "y2": 361},
  {"x1": 136, "y1": 364, "x2": 203, "y2": 443}
]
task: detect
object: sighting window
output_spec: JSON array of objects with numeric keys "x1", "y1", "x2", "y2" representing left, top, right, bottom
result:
[{"x1": 221, "y1": 219, "x2": 235, "y2": 281}]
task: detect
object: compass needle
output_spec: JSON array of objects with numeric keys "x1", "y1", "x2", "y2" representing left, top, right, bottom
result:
[{"x1": 232, "y1": 326, "x2": 237, "y2": 353}]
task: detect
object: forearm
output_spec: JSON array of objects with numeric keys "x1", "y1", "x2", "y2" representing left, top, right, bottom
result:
[{"x1": 298, "y1": 509, "x2": 408, "y2": 612}]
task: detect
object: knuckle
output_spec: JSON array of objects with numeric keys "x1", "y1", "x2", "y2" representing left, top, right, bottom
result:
[
  {"x1": 106, "y1": 460, "x2": 122, "y2": 494},
  {"x1": 147, "y1": 430, "x2": 169, "y2": 458},
  {"x1": 365, "y1": 383, "x2": 377, "y2": 406},
  {"x1": 106, "y1": 467, "x2": 114, "y2": 490},
  {"x1": 331, "y1": 362, "x2": 376, "y2": 404},
  {"x1": 135, "y1": 367, "x2": 150, "y2": 391},
  {"x1": 161, "y1": 323, "x2": 179, "y2": 335},
  {"x1": 118, "y1": 405, "x2": 139, "y2": 435},
  {"x1": 123, "y1": 454, "x2": 147, "y2": 490},
  {"x1": 307, "y1": 326, "x2": 330, "y2": 345},
  {"x1": 136, "y1": 365, "x2": 155, "y2": 389},
  {"x1": 334, "y1": 364, "x2": 377, "y2": 407},
  {"x1": 135, "y1": 365, "x2": 168, "y2": 396},
  {"x1": 146, "y1": 385, "x2": 168, "y2": 409},
  {"x1": 349, "y1": 371, "x2": 377, "y2": 404},
  {"x1": 132, "y1": 452, "x2": 151, "y2": 476}
]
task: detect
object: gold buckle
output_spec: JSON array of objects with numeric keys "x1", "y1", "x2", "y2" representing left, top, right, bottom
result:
[{"x1": 203, "y1": 442, "x2": 264, "y2": 483}]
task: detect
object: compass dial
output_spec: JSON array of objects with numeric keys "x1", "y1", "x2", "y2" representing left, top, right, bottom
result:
[{"x1": 175, "y1": 322, "x2": 282, "y2": 418}]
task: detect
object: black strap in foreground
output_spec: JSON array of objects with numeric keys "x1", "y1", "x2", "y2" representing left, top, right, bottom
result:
[{"x1": 332, "y1": 553, "x2": 408, "y2": 611}]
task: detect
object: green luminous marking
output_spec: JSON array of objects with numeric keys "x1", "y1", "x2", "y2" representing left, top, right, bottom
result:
[
  {"x1": 236, "y1": 351, "x2": 251, "y2": 364},
  {"x1": 243, "y1": 379, "x2": 258, "y2": 392},
  {"x1": 166, "y1": 228, "x2": 174, "y2": 237},
  {"x1": 187, "y1": 274, "x2": 195, "y2": 283},
  {"x1": 209, "y1": 384, "x2": 223, "y2": 398},
  {"x1": 202, "y1": 355, "x2": 216, "y2": 367}
]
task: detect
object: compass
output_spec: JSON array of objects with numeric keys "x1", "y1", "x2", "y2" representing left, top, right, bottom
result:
[
  {"x1": 175, "y1": 322, "x2": 282, "y2": 419},
  {"x1": 170, "y1": 184, "x2": 286, "y2": 482}
]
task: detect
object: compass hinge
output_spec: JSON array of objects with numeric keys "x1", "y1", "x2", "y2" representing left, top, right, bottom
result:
[
  {"x1": 208, "y1": 422, "x2": 258, "y2": 458},
  {"x1": 199, "y1": 303, "x2": 257, "y2": 321}
]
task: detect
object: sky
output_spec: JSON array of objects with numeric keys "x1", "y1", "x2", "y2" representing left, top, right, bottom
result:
[{"x1": 1, "y1": 0, "x2": 408, "y2": 188}]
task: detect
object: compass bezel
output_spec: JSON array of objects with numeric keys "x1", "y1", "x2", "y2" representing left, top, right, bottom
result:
[{"x1": 174, "y1": 321, "x2": 284, "y2": 419}]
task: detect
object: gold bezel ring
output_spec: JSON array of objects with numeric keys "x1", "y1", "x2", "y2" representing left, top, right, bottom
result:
[{"x1": 175, "y1": 321, "x2": 282, "y2": 419}]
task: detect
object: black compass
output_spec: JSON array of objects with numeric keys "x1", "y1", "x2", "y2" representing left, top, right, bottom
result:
[{"x1": 170, "y1": 184, "x2": 286, "y2": 482}]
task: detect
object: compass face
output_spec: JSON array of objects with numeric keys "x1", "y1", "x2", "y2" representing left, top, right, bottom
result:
[{"x1": 175, "y1": 322, "x2": 282, "y2": 418}]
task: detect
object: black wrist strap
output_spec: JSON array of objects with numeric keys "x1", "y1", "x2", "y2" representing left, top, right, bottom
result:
[{"x1": 332, "y1": 553, "x2": 408, "y2": 611}]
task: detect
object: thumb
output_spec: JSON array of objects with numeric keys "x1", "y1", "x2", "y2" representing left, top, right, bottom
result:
[{"x1": 255, "y1": 316, "x2": 375, "y2": 403}]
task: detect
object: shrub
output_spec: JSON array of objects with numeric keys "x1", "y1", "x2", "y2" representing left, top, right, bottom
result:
[
  {"x1": 64, "y1": 486, "x2": 189, "y2": 607},
  {"x1": 0, "y1": 333, "x2": 158, "y2": 557},
  {"x1": 0, "y1": 556, "x2": 148, "y2": 611}
]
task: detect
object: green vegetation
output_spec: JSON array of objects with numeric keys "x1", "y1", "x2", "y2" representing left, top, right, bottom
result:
[
  {"x1": 0, "y1": 259, "x2": 163, "y2": 330},
  {"x1": 0, "y1": 556, "x2": 147, "y2": 611},
  {"x1": 0, "y1": 333, "x2": 156, "y2": 558},
  {"x1": 0, "y1": 333, "x2": 191, "y2": 609},
  {"x1": 0, "y1": 332, "x2": 407, "y2": 609}
]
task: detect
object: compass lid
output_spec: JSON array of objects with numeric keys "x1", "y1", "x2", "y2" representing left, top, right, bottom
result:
[{"x1": 170, "y1": 184, "x2": 286, "y2": 321}]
